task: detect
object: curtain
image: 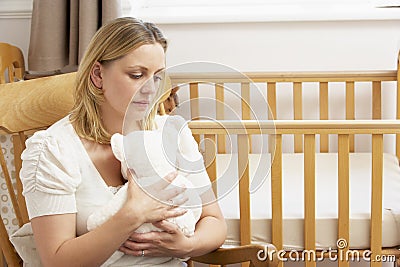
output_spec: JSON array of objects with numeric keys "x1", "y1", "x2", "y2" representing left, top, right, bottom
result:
[{"x1": 28, "y1": 0, "x2": 122, "y2": 75}]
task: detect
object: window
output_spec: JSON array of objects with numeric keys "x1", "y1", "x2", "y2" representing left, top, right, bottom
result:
[{"x1": 122, "y1": 0, "x2": 400, "y2": 23}]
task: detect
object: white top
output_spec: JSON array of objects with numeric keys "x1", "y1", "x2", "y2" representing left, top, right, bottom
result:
[{"x1": 20, "y1": 115, "x2": 211, "y2": 266}]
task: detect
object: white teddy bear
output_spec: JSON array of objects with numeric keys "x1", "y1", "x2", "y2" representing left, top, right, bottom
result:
[{"x1": 87, "y1": 117, "x2": 202, "y2": 266}]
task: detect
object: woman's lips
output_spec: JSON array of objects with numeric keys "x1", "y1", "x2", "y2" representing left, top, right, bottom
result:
[{"x1": 131, "y1": 101, "x2": 150, "y2": 109}]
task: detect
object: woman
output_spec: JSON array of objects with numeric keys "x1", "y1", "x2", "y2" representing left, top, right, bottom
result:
[{"x1": 20, "y1": 17, "x2": 227, "y2": 266}]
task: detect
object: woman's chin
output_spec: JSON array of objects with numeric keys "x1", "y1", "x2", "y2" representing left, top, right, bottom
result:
[{"x1": 124, "y1": 111, "x2": 148, "y2": 123}]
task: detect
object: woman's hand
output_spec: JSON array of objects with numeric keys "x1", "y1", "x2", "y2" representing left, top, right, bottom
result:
[
  {"x1": 119, "y1": 220, "x2": 195, "y2": 258},
  {"x1": 119, "y1": 170, "x2": 188, "y2": 227}
]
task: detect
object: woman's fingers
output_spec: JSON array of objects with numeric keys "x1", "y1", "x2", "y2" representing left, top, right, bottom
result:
[
  {"x1": 119, "y1": 243, "x2": 160, "y2": 257},
  {"x1": 142, "y1": 172, "x2": 187, "y2": 204},
  {"x1": 165, "y1": 207, "x2": 187, "y2": 218},
  {"x1": 151, "y1": 171, "x2": 178, "y2": 191},
  {"x1": 124, "y1": 169, "x2": 188, "y2": 223},
  {"x1": 167, "y1": 196, "x2": 188, "y2": 208},
  {"x1": 160, "y1": 185, "x2": 186, "y2": 204},
  {"x1": 152, "y1": 220, "x2": 179, "y2": 234},
  {"x1": 122, "y1": 222, "x2": 192, "y2": 258}
]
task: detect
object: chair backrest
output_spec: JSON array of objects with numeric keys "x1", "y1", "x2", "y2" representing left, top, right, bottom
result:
[
  {"x1": 0, "y1": 72, "x2": 76, "y2": 266},
  {"x1": 0, "y1": 43, "x2": 25, "y2": 84}
]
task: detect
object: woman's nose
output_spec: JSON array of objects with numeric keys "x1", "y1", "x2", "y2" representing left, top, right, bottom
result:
[{"x1": 140, "y1": 77, "x2": 157, "y2": 94}]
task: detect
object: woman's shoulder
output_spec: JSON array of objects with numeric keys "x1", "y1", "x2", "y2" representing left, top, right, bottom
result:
[
  {"x1": 27, "y1": 115, "x2": 75, "y2": 143},
  {"x1": 21, "y1": 115, "x2": 82, "y2": 186},
  {"x1": 44, "y1": 115, "x2": 74, "y2": 136},
  {"x1": 20, "y1": 115, "x2": 82, "y2": 219},
  {"x1": 22, "y1": 115, "x2": 78, "y2": 164}
]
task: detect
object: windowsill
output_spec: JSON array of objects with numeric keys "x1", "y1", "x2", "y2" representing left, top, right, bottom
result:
[
  {"x1": 126, "y1": 4, "x2": 400, "y2": 24},
  {"x1": 0, "y1": 0, "x2": 32, "y2": 19}
]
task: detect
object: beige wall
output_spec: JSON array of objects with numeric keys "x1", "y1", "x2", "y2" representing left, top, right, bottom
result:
[
  {"x1": 159, "y1": 20, "x2": 400, "y2": 72},
  {"x1": 0, "y1": 17, "x2": 30, "y2": 67},
  {"x1": 0, "y1": 0, "x2": 31, "y2": 68}
]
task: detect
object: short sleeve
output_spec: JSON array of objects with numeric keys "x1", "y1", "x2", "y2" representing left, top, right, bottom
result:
[
  {"x1": 20, "y1": 130, "x2": 82, "y2": 219},
  {"x1": 161, "y1": 115, "x2": 212, "y2": 195}
]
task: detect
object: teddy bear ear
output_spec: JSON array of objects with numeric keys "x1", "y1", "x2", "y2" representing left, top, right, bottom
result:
[{"x1": 110, "y1": 133, "x2": 124, "y2": 162}]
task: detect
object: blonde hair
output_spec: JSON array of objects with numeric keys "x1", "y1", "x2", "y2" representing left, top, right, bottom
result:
[{"x1": 70, "y1": 17, "x2": 168, "y2": 144}]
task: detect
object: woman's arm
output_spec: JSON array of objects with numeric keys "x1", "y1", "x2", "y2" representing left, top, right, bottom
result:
[
  {"x1": 183, "y1": 189, "x2": 227, "y2": 257},
  {"x1": 31, "y1": 209, "x2": 141, "y2": 267},
  {"x1": 31, "y1": 172, "x2": 186, "y2": 267},
  {"x1": 121, "y1": 188, "x2": 227, "y2": 258}
]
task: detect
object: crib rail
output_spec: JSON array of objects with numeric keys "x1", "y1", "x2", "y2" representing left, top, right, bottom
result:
[
  {"x1": 170, "y1": 71, "x2": 397, "y2": 83},
  {"x1": 170, "y1": 70, "x2": 399, "y2": 158},
  {"x1": 188, "y1": 120, "x2": 400, "y2": 267},
  {"x1": 189, "y1": 120, "x2": 400, "y2": 134}
]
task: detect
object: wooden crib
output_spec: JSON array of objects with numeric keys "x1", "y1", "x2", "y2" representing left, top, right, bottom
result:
[{"x1": 168, "y1": 59, "x2": 400, "y2": 267}]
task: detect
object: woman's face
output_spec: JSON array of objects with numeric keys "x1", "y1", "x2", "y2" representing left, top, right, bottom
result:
[{"x1": 97, "y1": 43, "x2": 166, "y2": 125}]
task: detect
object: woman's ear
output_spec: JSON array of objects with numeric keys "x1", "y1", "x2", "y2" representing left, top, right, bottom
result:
[{"x1": 90, "y1": 62, "x2": 103, "y2": 89}]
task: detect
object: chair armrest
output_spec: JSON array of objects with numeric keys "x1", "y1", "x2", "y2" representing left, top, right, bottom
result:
[{"x1": 190, "y1": 244, "x2": 278, "y2": 267}]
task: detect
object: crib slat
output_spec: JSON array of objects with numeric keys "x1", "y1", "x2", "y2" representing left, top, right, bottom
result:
[
  {"x1": 294, "y1": 82, "x2": 303, "y2": 153},
  {"x1": 215, "y1": 83, "x2": 226, "y2": 153},
  {"x1": 267, "y1": 83, "x2": 277, "y2": 154},
  {"x1": 304, "y1": 134, "x2": 316, "y2": 267},
  {"x1": 397, "y1": 58, "x2": 400, "y2": 161},
  {"x1": 267, "y1": 82, "x2": 277, "y2": 120},
  {"x1": 204, "y1": 134, "x2": 217, "y2": 195},
  {"x1": 241, "y1": 82, "x2": 252, "y2": 153},
  {"x1": 271, "y1": 134, "x2": 283, "y2": 267},
  {"x1": 370, "y1": 134, "x2": 383, "y2": 267},
  {"x1": 346, "y1": 82, "x2": 355, "y2": 152},
  {"x1": 338, "y1": 134, "x2": 350, "y2": 267},
  {"x1": 190, "y1": 82, "x2": 200, "y2": 119},
  {"x1": 237, "y1": 134, "x2": 251, "y2": 246},
  {"x1": 241, "y1": 82, "x2": 251, "y2": 120},
  {"x1": 190, "y1": 83, "x2": 200, "y2": 144},
  {"x1": 319, "y1": 82, "x2": 329, "y2": 152},
  {"x1": 372, "y1": 81, "x2": 382, "y2": 120}
]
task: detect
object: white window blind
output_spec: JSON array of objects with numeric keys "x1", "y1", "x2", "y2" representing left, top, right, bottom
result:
[{"x1": 122, "y1": 0, "x2": 400, "y2": 23}]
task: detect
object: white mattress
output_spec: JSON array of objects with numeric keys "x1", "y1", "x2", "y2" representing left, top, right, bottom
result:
[{"x1": 215, "y1": 153, "x2": 400, "y2": 249}]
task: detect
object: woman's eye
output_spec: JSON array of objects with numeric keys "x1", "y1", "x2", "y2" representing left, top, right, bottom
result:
[
  {"x1": 130, "y1": 73, "x2": 143, "y2": 79},
  {"x1": 154, "y1": 75, "x2": 163, "y2": 82}
]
